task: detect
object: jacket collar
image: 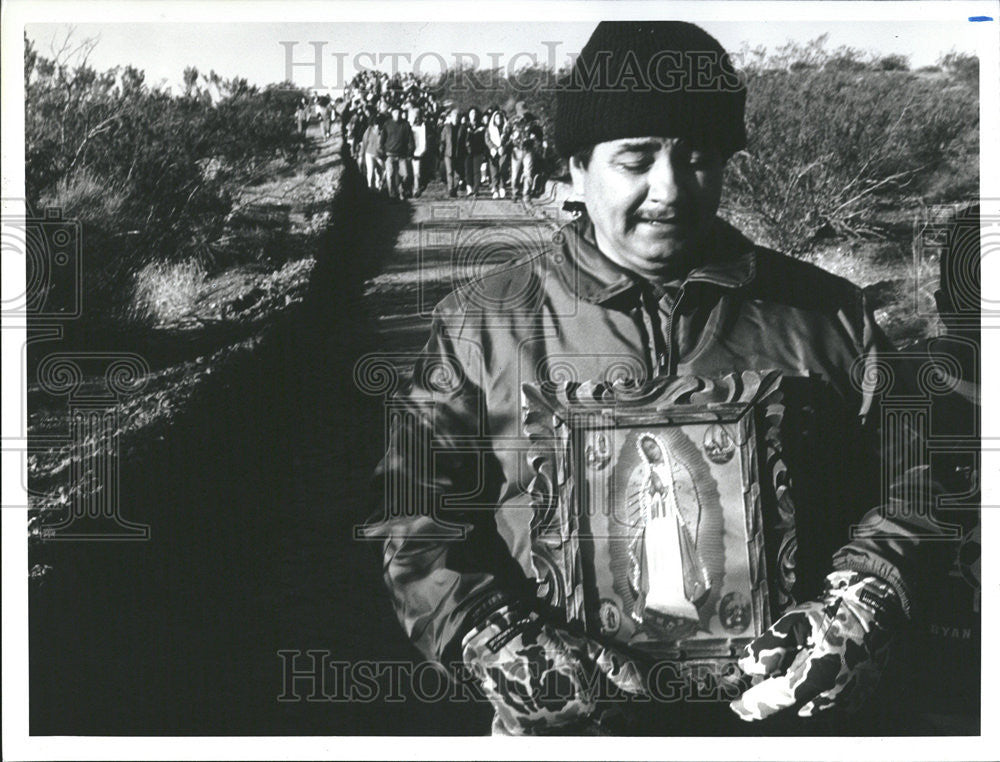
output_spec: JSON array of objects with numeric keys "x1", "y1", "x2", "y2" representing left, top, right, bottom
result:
[{"x1": 555, "y1": 213, "x2": 757, "y2": 305}]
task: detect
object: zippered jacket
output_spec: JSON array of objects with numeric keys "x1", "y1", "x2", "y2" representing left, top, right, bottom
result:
[{"x1": 367, "y1": 212, "x2": 948, "y2": 665}]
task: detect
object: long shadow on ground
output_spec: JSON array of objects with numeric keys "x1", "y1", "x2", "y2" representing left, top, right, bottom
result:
[{"x1": 29, "y1": 156, "x2": 491, "y2": 735}]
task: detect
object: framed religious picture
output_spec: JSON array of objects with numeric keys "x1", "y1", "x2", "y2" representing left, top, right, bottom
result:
[{"x1": 522, "y1": 370, "x2": 790, "y2": 667}]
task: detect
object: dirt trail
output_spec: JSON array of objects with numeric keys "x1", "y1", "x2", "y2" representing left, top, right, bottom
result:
[{"x1": 362, "y1": 179, "x2": 562, "y2": 360}]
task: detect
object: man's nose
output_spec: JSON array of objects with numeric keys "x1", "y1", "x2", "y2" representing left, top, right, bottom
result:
[{"x1": 646, "y1": 152, "x2": 682, "y2": 206}]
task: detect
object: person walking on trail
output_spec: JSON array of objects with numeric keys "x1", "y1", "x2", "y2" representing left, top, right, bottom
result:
[
  {"x1": 295, "y1": 100, "x2": 308, "y2": 136},
  {"x1": 408, "y1": 106, "x2": 429, "y2": 198},
  {"x1": 321, "y1": 101, "x2": 333, "y2": 140},
  {"x1": 380, "y1": 105, "x2": 415, "y2": 201},
  {"x1": 439, "y1": 108, "x2": 462, "y2": 198},
  {"x1": 460, "y1": 106, "x2": 487, "y2": 196},
  {"x1": 485, "y1": 107, "x2": 508, "y2": 198},
  {"x1": 339, "y1": 101, "x2": 352, "y2": 141},
  {"x1": 502, "y1": 100, "x2": 543, "y2": 200},
  {"x1": 368, "y1": 20, "x2": 955, "y2": 737},
  {"x1": 361, "y1": 111, "x2": 384, "y2": 192},
  {"x1": 348, "y1": 108, "x2": 369, "y2": 163}
]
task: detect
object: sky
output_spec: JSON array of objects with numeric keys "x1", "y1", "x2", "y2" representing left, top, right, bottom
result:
[{"x1": 24, "y1": 18, "x2": 990, "y2": 93}]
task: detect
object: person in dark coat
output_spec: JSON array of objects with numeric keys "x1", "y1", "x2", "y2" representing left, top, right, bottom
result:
[
  {"x1": 379, "y1": 105, "x2": 415, "y2": 200},
  {"x1": 367, "y1": 21, "x2": 956, "y2": 737},
  {"x1": 459, "y1": 106, "x2": 486, "y2": 196}
]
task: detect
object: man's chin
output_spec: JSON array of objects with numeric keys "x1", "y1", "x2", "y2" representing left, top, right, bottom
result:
[{"x1": 632, "y1": 244, "x2": 691, "y2": 268}]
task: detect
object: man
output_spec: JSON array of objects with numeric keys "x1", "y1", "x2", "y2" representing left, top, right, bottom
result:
[
  {"x1": 348, "y1": 107, "x2": 369, "y2": 165},
  {"x1": 460, "y1": 106, "x2": 487, "y2": 196},
  {"x1": 501, "y1": 100, "x2": 543, "y2": 200},
  {"x1": 320, "y1": 100, "x2": 333, "y2": 140},
  {"x1": 369, "y1": 21, "x2": 947, "y2": 735},
  {"x1": 361, "y1": 110, "x2": 384, "y2": 192},
  {"x1": 294, "y1": 99, "x2": 307, "y2": 136},
  {"x1": 339, "y1": 98, "x2": 354, "y2": 143},
  {"x1": 438, "y1": 108, "x2": 462, "y2": 198},
  {"x1": 407, "y1": 105, "x2": 428, "y2": 197},
  {"x1": 379, "y1": 105, "x2": 415, "y2": 201}
]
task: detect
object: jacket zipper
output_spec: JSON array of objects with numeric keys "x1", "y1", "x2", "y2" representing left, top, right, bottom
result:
[
  {"x1": 639, "y1": 284, "x2": 685, "y2": 376},
  {"x1": 639, "y1": 290, "x2": 664, "y2": 376},
  {"x1": 664, "y1": 286, "x2": 686, "y2": 375}
]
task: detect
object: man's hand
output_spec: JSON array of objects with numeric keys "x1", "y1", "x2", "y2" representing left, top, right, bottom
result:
[
  {"x1": 729, "y1": 571, "x2": 900, "y2": 721},
  {"x1": 462, "y1": 605, "x2": 644, "y2": 735}
]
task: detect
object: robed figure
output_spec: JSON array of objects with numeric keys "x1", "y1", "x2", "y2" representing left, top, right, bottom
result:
[{"x1": 628, "y1": 433, "x2": 712, "y2": 637}]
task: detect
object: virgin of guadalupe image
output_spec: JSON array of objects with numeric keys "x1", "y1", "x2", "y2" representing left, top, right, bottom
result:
[{"x1": 628, "y1": 433, "x2": 713, "y2": 636}]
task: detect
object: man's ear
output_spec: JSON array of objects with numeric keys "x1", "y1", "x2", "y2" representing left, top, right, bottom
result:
[{"x1": 568, "y1": 156, "x2": 587, "y2": 199}]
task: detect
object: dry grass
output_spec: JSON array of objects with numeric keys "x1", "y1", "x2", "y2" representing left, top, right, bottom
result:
[{"x1": 130, "y1": 259, "x2": 208, "y2": 325}]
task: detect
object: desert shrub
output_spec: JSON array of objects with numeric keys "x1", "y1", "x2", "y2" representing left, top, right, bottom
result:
[
  {"x1": 824, "y1": 47, "x2": 868, "y2": 72},
  {"x1": 878, "y1": 54, "x2": 910, "y2": 72},
  {"x1": 939, "y1": 51, "x2": 978, "y2": 86},
  {"x1": 727, "y1": 64, "x2": 977, "y2": 252}
]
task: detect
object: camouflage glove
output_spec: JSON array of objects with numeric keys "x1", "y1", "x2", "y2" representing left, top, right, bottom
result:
[
  {"x1": 730, "y1": 570, "x2": 900, "y2": 721},
  {"x1": 461, "y1": 605, "x2": 644, "y2": 735}
]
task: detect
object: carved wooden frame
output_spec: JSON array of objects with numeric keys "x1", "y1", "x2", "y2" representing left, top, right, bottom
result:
[{"x1": 522, "y1": 370, "x2": 788, "y2": 661}]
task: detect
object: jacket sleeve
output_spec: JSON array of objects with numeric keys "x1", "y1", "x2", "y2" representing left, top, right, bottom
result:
[
  {"x1": 829, "y1": 295, "x2": 955, "y2": 618},
  {"x1": 364, "y1": 307, "x2": 522, "y2": 664},
  {"x1": 485, "y1": 124, "x2": 501, "y2": 153}
]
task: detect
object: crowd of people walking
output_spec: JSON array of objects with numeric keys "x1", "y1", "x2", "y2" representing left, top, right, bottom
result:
[
  {"x1": 295, "y1": 95, "x2": 337, "y2": 140},
  {"x1": 330, "y1": 71, "x2": 552, "y2": 201}
]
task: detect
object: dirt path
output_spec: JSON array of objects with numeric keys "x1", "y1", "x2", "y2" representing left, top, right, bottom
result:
[{"x1": 362, "y1": 178, "x2": 562, "y2": 360}]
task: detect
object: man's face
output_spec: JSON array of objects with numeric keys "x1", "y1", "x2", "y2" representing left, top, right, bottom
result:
[
  {"x1": 391, "y1": 108, "x2": 401, "y2": 121},
  {"x1": 570, "y1": 137, "x2": 725, "y2": 280}
]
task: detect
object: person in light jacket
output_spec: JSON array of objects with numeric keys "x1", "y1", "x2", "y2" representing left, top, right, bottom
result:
[
  {"x1": 361, "y1": 111, "x2": 383, "y2": 191},
  {"x1": 438, "y1": 109, "x2": 462, "y2": 198},
  {"x1": 485, "y1": 108, "x2": 508, "y2": 198},
  {"x1": 408, "y1": 106, "x2": 429, "y2": 197}
]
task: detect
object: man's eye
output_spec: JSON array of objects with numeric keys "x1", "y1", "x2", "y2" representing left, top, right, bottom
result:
[{"x1": 617, "y1": 158, "x2": 652, "y2": 172}]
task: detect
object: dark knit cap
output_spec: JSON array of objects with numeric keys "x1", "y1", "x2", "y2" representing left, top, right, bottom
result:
[{"x1": 555, "y1": 21, "x2": 746, "y2": 159}]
